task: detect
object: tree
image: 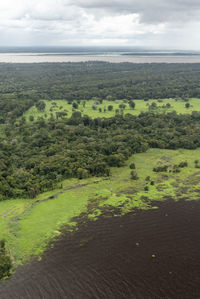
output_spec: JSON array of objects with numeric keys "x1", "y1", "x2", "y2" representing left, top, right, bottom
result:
[
  {"x1": 77, "y1": 168, "x2": 89, "y2": 179},
  {"x1": 185, "y1": 103, "x2": 190, "y2": 108},
  {"x1": 129, "y1": 101, "x2": 135, "y2": 109},
  {"x1": 149, "y1": 102, "x2": 157, "y2": 110},
  {"x1": 29, "y1": 115, "x2": 34, "y2": 122},
  {"x1": 194, "y1": 160, "x2": 200, "y2": 168},
  {"x1": 130, "y1": 170, "x2": 138, "y2": 180},
  {"x1": 145, "y1": 176, "x2": 150, "y2": 181},
  {"x1": 119, "y1": 103, "x2": 126, "y2": 109},
  {"x1": 130, "y1": 163, "x2": 135, "y2": 169},
  {"x1": 108, "y1": 105, "x2": 113, "y2": 111},
  {"x1": 92, "y1": 104, "x2": 97, "y2": 110},
  {"x1": 36, "y1": 101, "x2": 46, "y2": 111},
  {"x1": 72, "y1": 102, "x2": 78, "y2": 109}
]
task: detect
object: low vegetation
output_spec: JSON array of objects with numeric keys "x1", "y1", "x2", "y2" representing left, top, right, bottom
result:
[{"x1": 0, "y1": 240, "x2": 11, "y2": 280}]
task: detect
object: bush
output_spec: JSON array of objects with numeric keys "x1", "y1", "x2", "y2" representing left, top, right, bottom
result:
[
  {"x1": 185, "y1": 103, "x2": 190, "y2": 108},
  {"x1": 130, "y1": 170, "x2": 138, "y2": 180},
  {"x1": 72, "y1": 102, "x2": 78, "y2": 109},
  {"x1": 172, "y1": 165, "x2": 181, "y2": 173},
  {"x1": 178, "y1": 161, "x2": 188, "y2": 168},
  {"x1": 153, "y1": 165, "x2": 168, "y2": 172},
  {"x1": 145, "y1": 176, "x2": 150, "y2": 181},
  {"x1": 130, "y1": 163, "x2": 136, "y2": 169},
  {"x1": 0, "y1": 254, "x2": 11, "y2": 280},
  {"x1": 0, "y1": 240, "x2": 12, "y2": 280},
  {"x1": 29, "y1": 115, "x2": 34, "y2": 122}
]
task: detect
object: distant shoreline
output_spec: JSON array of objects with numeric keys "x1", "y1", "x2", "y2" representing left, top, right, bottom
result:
[{"x1": 1, "y1": 53, "x2": 200, "y2": 63}]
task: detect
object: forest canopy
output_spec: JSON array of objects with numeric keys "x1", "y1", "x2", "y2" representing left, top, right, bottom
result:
[{"x1": 1, "y1": 62, "x2": 200, "y2": 200}]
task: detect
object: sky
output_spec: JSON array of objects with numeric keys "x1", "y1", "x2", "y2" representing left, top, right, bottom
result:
[{"x1": 0, "y1": 0, "x2": 199, "y2": 50}]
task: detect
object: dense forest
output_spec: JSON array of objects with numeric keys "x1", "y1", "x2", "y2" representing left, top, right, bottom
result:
[
  {"x1": 1, "y1": 62, "x2": 200, "y2": 200},
  {"x1": 1, "y1": 62, "x2": 200, "y2": 123},
  {"x1": 1, "y1": 111, "x2": 200, "y2": 200}
]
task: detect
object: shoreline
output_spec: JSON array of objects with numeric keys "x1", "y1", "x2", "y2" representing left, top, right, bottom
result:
[{"x1": 1, "y1": 54, "x2": 200, "y2": 63}]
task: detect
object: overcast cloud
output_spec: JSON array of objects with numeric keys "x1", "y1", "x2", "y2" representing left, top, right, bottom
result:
[{"x1": 0, "y1": 0, "x2": 199, "y2": 49}]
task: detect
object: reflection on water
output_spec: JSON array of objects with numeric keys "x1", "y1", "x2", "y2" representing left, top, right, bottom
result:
[
  {"x1": 1, "y1": 53, "x2": 200, "y2": 63},
  {"x1": 1, "y1": 201, "x2": 200, "y2": 298}
]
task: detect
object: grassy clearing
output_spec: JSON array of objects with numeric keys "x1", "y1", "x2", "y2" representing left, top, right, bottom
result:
[
  {"x1": 23, "y1": 98, "x2": 200, "y2": 121},
  {"x1": 1, "y1": 148, "x2": 200, "y2": 266}
]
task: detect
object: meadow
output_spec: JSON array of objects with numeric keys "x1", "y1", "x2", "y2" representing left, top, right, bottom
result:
[
  {"x1": 1, "y1": 148, "x2": 200, "y2": 267},
  {"x1": 23, "y1": 97, "x2": 200, "y2": 121}
]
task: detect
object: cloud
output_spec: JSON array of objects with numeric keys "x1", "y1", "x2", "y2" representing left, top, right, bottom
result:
[
  {"x1": 0, "y1": 0, "x2": 199, "y2": 49},
  {"x1": 72, "y1": 0, "x2": 200, "y2": 23}
]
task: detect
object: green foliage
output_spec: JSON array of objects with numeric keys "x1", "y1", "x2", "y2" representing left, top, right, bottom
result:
[
  {"x1": 108, "y1": 105, "x2": 113, "y2": 111},
  {"x1": 185, "y1": 103, "x2": 190, "y2": 108},
  {"x1": 0, "y1": 240, "x2": 11, "y2": 280},
  {"x1": 178, "y1": 161, "x2": 188, "y2": 168},
  {"x1": 36, "y1": 101, "x2": 46, "y2": 112},
  {"x1": 194, "y1": 160, "x2": 200, "y2": 168},
  {"x1": 153, "y1": 165, "x2": 168, "y2": 172},
  {"x1": 130, "y1": 170, "x2": 138, "y2": 180},
  {"x1": 2, "y1": 110, "x2": 200, "y2": 199},
  {"x1": 130, "y1": 163, "x2": 136, "y2": 169},
  {"x1": 72, "y1": 102, "x2": 78, "y2": 109},
  {"x1": 29, "y1": 115, "x2": 34, "y2": 122},
  {"x1": 129, "y1": 100, "x2": 135, "y2": 109}
]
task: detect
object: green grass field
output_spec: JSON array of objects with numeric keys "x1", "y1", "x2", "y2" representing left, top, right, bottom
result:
[
  {"x1": 1, "y1": 148, "x2": 200, "y2": 267},
  {"x1": 23, "y1": 98, "x2": 200, "y2": 121}
]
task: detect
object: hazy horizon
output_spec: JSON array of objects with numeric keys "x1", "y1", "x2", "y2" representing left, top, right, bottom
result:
[{"x1": 0, "y1": 46, "x2": 199, "y2": 54}]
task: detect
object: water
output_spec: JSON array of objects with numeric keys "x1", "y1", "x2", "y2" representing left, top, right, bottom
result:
[
  {"x1": 1, "y1": 200, "x2": 200, "y2": 298},
  {"x1": 1, "y1": 52, "x2": 200, "y2": 63}
]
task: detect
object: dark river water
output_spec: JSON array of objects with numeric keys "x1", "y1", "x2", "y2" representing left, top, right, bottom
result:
[{"x1": 1, "y1": 200, "x2": 200, "y2": 298}]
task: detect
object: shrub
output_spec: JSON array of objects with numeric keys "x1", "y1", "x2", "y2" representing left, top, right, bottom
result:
[
  {"x1": 130, "y1": 163, "x2": 136, "y2": 169},
  {"x1": 108, "y1": 105, "x2": 113, "y2": 111},
  {"x1": 178, "y1": 161, "x2": 188, "y2": 168},
  {"x1": 0, "y1": 240, "x2": 12, "y2": 280},
  {"x1": 153, "y1": 165, "x2": 168, "y2": 172},
  {"x1": 29, "y1": 115, "x2": 34, "y2": 122},
  {"x1": 185, "y1": 103, "x2": 190, "y2": 108},
  {"x1": 145, "y1": 176, "x2": 150, "y2": 181},
  {"x1": 130, "y1": 170, "x2": 138, "y2": 180}
]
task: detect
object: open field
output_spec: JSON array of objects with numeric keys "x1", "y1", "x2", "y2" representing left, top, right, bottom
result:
[
  {"x1": 1, "y1": 148, "x2": 200, "y2": 267},
  {"x1": 23, "y1": 98, "x2": 200, "y2": 121}
]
